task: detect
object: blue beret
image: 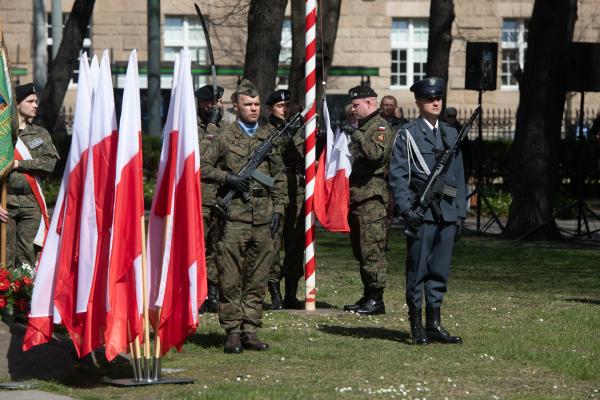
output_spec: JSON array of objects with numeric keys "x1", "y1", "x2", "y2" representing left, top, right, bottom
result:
[
  {"x1": 195, "y1": 84, "x2": 224, "y2": 100},
  {"x1": 410, "y1": 77, "x2": 444, "y2": 98},
  {"x1": 265, "y1": 89, "x2": 290, "y2": 106},
  {"x1": 348, "y1": 85, "x2": 378, "y2": 100},
  {"x1": 15, "y1": 83, "x2": 36, "y2": 104}
]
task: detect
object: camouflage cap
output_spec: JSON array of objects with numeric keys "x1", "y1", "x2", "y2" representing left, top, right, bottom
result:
[
  {"x1": 234, "y1": 79, "x2": 259, "y2": 98},
  {"x1": 15, "y1": 83, "x2": 36, "y2": 104}
]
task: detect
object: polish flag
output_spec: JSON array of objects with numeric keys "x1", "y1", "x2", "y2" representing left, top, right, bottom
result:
[
  {"x1": 104, "y1": 50, "x2": 144, "y2": 361},
  {"x1": 54, "y1": 50, "x2": 118, "y2": 358},
  {"x1": 23, "y1": 53, "x2": 94, "y2": 351},
  {"x1": 147, "y1": 51, "x2": 206, "y2": 356},
  {"x1": 314, "y1": 99, "x2": 352, "y2": 232}
]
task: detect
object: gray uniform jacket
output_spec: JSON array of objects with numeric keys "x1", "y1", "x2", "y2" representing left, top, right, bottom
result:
[{"x1": 389, "y1": 117, "x2": 466, "y2": 222}]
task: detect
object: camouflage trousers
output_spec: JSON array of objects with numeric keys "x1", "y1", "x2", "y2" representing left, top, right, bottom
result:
[
  {"x1": 348, "y1": 197, "x2": 388, "y2": 291},
  {"x1": 6, "y1": 194, "x2": 42, "y2": 269},
  {"x1": 202, "y1": 206, "x2": 220, "y2": 286},
  {"x1": 216, "y1": 222, "x2": 273, "y2": 334},
  {"x1": 268, "y1": 192, "x2": 305, "y2": 285}
]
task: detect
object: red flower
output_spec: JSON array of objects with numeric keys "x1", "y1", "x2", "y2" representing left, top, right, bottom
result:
[
  {"x1": 22, "y1": 276, "x2": 33, "y2": 286},
  {"x1": 0, "y1": 268, "x2": 8, "y2": 280},
  {"x1": 0, "y1": 296, "x2": 6, "y2": 309},
  {"x1": 0, "y1": 279, "x2": 9, "y2": 292},
  {"x1": 15, "y1": 298, "x2": 28, "y2": 312},
  {"x1": 11, "y1": 280, "x2": 21, "y2": 293}
]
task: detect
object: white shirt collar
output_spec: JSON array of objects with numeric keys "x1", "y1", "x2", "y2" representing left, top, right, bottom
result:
[{"x1": 421, "y1": 117, "x2": 439, "y2": 131}]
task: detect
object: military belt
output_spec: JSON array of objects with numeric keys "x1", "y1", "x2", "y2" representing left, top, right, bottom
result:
[{"x1": 7, "y1": 187, "x2": 33, "y2": 195}]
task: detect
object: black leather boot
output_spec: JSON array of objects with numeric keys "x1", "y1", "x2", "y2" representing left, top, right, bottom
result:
[
  {"x1": 268, "y1": 281, "x2": 284, "y2": 310},
  {"x1": 204, "y1": 284, "x2": 219, "y2": 313},
  {"x1": 343, "y1": 289, "x2": 368, "y2": 312},
  {"x1": 408, "y1": 306, "x2": 428, "y2": 345},
  {"x1": 356, "y1": 288, "x2": 386, "y2": 316},
  {"x1": 283, "y1": 278, "x2": 304, "y2": 309},
  {"x1": 425, "y1": 307, "x2": 462, "y2": 344},
  {"x1": 223, "y1": 332, "x2": 243, "y2": 354},
  {"x1": 241, "y1": 332, "x2": 269, "y2": 351}
]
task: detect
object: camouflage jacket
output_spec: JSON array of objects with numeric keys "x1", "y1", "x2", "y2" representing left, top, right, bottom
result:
[
  {"x1": 348, "y1": 111, "x2": 394, "y2": 204},
  {"x1": 200, "y1": 121, "x2": 287, "y2": 224},
  {"x1": 198, "y1": 117, "x2": 228, "y2": 207},
  {"x1": 270, "y1": 119, "x2": 305, "y2": 196},
  {"x1": 7, "y1": 123, "x2": 59, "y2": 205}
]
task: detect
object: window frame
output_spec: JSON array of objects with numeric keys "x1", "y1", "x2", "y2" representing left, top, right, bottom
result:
[
  {"x1": 163, "y1": 15, "x2": 208, "y2": 88},
  {"x1": 500, "y1": 18, "x2": 528, "y2": 90},
  {"x1": 390, "y1": 18, "x2": 429, "y2": 90}
]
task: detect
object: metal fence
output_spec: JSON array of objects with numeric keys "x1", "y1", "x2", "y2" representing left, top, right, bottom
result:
[
  {"x1": 402, "y1": 107, "x2": 600, "y2": 141},
  {"x1": 55, "y1": 104, "x2": 600, "y2": 141}
]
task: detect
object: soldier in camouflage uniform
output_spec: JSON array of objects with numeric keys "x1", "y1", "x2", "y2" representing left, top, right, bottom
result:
[
  {"x1": 6, "y1": 83, "x2": 59, "y2": 268},
  {"x1": 343, "y1": 86, "x2": 394, "y2": 316},
  {"x1": 196, "y1": 84, "x2": 228, "y2": 313},
  {"x1": 265, "y1": 89, "x2": 304, "y2": 310},
  {"x1": 200, "y1": 80, "x2": 287, "y2": 354}
]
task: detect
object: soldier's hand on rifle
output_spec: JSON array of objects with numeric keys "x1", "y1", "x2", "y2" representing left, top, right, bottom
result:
[
  {"x1": 402, "y1": 209, "x2": 423, "y2": 230},
  {"x1": 207, "y1": 106, "x2": 222, "y2": 126},
  {"x1": 455, "y1": 218, "x2": 465, "y2": 242},
  {"x1": 342, "y1": 122, "x2": 356, "y2": 136},
  {"x1": 287, "y1": 117, "x2": 304, "y2": 136},
  {"x1": 225, "y1": 173, "x2": 250, "y2": 193},
  {"x1": 270, "y1": 212, "x2": 283, "y2": 238}
]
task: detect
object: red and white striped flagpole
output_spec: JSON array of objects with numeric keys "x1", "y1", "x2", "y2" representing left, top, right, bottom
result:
[{"x1": 304, "y1": 0, "x2": 317, "y2": 311}]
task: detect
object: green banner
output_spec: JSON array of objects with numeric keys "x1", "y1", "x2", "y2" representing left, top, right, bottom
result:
[{"x1": 0, "y1": 43, "x2": 14, "y2": 177}]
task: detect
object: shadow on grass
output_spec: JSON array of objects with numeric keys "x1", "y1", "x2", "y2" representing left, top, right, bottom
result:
[
  {"x1": 564, "y1": 298, "x2": 600, "y2": 305},
  {"x1": 184, "y1": 331, "x2": 224, "y2": 349},
  {"x1": 317, "y1": 324, "x2": 411, "y2": 344}
]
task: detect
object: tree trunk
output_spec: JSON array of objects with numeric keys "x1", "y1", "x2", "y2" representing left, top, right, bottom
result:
[
  {"x1": 34, "y1": 0, "x2": 96, "y2": 132},
  {"x1": 504, "y1": 0, "x2": 578, "y2": 240},
  {"x1": 425, "y1": 0, "x2": 454, "y2": 106},
  {"x1": 289, "y1": 0, "x2": 342, "y2": 110},
  {"x1": 243, "y1": 0, "x2": 287, "y2": 121}
]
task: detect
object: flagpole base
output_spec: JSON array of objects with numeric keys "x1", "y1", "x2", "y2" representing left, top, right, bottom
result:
[{"x1": 107, "y1": 377, "x2": 194, "y2": 387}]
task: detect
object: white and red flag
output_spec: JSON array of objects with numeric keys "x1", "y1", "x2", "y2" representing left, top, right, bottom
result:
[
  {"x1": 104, "y1": 49, "x2": 144, "y2": 361},
  {"x1": 23, "y1": 52, "x2": 94, "y2": 351},
  {"x1": 146, "y1": 51, "x2": 206, "y2": 356},
  {"x1": 54, "y1": 49, "x2": 118, "y2": 358},
  {"x1": 314, "y1": 99, "x2": 352, "y2": 232}
]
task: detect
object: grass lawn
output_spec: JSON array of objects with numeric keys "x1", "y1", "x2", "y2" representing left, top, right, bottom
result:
[{"x1": 38, "y1": 229, "x2": 600, "y2": 399}]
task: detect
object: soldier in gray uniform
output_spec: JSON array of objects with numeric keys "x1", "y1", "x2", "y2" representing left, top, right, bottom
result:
[
  {"x1": 343, "y1": 86, "x2": 395, "y2": 316},
  {"x1": 265, "y1": 89, "x2": 305, "y2": 310},
  {"x1": 200, "y1": 80, "x2": 287, "y2": 354},
  {"x1": 6, "y1": 83, "x2": 59, "y2": 268},
  {"x1": 196, "y1": 84, "x2": 227, "y2": 313},
  {"x1": 388, "y1": 77, "x2": 466, "y2": 345}
]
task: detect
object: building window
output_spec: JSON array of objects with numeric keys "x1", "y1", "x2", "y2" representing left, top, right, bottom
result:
[
  {"x1": 47, "y1": 12, "x2": 92, "y2": 83},
  {"x1": 390, "y1": 18, "x2": 428, "y2": 88},
  {"x1": 164, "y1": 15, "x2": 208, "y2": 88},
  {"x1": 501, "y1": 19, "x2": 528, "y2": 88},
  {"x1": 275, "y1": 19, "x2": 292, "y2": 88}
]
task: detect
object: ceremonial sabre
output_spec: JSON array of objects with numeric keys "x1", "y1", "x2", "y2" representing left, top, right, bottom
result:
[{"x1": 194, "y1": 3, "x2": 218, "y2": 101}]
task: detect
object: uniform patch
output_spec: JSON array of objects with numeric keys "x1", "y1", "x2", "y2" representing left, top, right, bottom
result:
[
  {"x1": 378, "y1": 125, "x2": 386, "y2": 131},
  {"x1": 28, "y1": 138, "x2": 44, "y2": 149},
  {"x1": 377, "y1": 134, "x2": 385, "y2": 142},
  {"x1": 207, "y1": 134, "x2": 216, "y2": 141}
]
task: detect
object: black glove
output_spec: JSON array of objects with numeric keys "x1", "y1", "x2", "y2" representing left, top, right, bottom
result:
[
  {"x1": 455, "y1": 219, "x2": 465, "y2": 242},
  {"x1": 342, "y1": 122, "x2": 356, "y2": 136},
  {"x1": 270, "y1": 212, "x2": 283, "y2": 238},
  {"x1": 287, "y1": 117, "x2": 304, "y2": 136},
  {"x1": 206, "y1": 106, "x2": 222, "y2": 125},
  {"x1": 402, "y1": 209, "x2": 423, "y2": 230},
  {"x1": 225, "y1": 173, "x2": 250, "y2": 193}
]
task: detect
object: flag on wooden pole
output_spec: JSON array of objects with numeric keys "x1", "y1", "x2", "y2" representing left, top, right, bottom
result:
[{"x1": 147, "y1": 51, "x2": 206, "y2": 356}]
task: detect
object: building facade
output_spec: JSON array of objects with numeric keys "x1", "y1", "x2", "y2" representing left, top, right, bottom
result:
[{"x1": 1, "y1": 0, "x2": 599, "y2": 129}]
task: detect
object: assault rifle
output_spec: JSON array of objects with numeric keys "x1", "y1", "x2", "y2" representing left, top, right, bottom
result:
[
  {"x1": 214, "y1": 103, "x2": 313, "y2": 219},
  {"x1": 404, "y1": 105, "x2": 481, "y2": 239}
]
